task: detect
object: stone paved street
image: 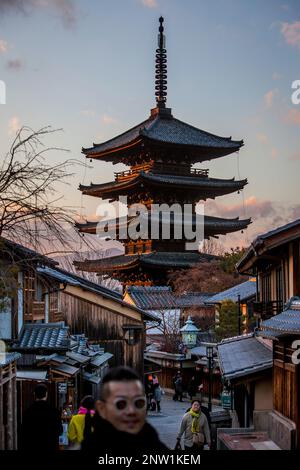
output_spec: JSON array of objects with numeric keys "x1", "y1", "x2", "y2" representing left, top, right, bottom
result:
[
  {"x1": 146, "y1": 393, "x2": 225, "y2": 449},
  {"x1": 146, "y1": 394, "x2": 189, "y2": 449}
]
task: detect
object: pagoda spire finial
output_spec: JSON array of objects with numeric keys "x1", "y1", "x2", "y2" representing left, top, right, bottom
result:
[{"x1": 155, "y1": 16, "x2": 167, "y2": 108}]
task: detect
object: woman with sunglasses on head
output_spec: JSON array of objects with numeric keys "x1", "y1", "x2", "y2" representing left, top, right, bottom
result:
[{"x1": 81, "y1": 366, "x2": 168, "y2": 455}]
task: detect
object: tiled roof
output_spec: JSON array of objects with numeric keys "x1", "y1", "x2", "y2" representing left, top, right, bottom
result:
[
  {"x1": 126, "y1": 286, "x2": 177, "y2": 309},
  {"x1": 90, "y1": 352, "x2": 113, "y2": 367},
  {"x1": 256, "y1": 329, "x2": 287, "y2": 341},
  {"x1": 258, "y1": 219, "x2": 300, "y2": 241},
  {"x1": 127, "y1": 286, "x2": 214, "y2": 310},
  {"x1": 74, "y1": 251, "x2": 217, "y2": 273},
  {"x1": 76, "y1": 214, "x2": 251, "y2": 236},
  {"x1": 260, "y1": 297, "x2": 300, "y2": 334},
  {"x1": 37, "y1": 266, "x2": 122, "y2": 301},
  {"x1": 207, "y1": 280, "x2": 257, "y2": 304},
  {"x1": 0, "y1": 352, "x2": 21, "y2": 367},
  {"x1": 82, "y1": 372, "x2": 101, "y2": 385},
  {"x1": 14, "y1": 322, "x2": 70, "y2": 351},
  {"x1": 79, "y1": 172, "x2": 247, "y2": 198},
  {"x1": 217, "y1": 334, "x2": 272, "y2": 380},
  {"x1": 236, "y1": 219, "x2": 300, "y2": 272},
  {"x1": 177, "y1": 292, "x2": 214, "y2": 307},
  {"x1": 1, "y1": 237, "x2": 58, "y2": 267},
  {"x1": 51, "y1": 363, "x2": 79, "y2": 376},
  {"x1": 37, "y1": 266, "x2": 157, "y2": 323},
  {"x1": 83, "y1": 113, "x2": 243, "y2": 160}
]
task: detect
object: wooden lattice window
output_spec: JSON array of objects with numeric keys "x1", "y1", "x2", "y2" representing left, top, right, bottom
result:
[{"x1": 23, "y1": 270, "x2": 45, "y2": 322}]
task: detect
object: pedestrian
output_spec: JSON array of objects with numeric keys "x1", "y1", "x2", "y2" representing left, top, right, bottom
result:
[
  {"x1": 176, "y1": 400, "x2": 211, "y2": 452},
  {"x1": 82, "y1": 366, "x2": 168, "y2": 455},
  {"x1": 153, "y1": 383, "x2": 162, "y2": 412},
  {"x1": 188, "y1": 365, "x2": 204, "y2": 401},
  {"x1": 67, "y1": 395, "x2": 95, "y2": 449},
  {"x1": 145, "y1": 374, "x2": 155, "y2": 410},
  {"x1": 172, "y1": 371, "x2": 183, "y2": 402},
  {"x1": 20, "y1": 383, "x2": 63, "y2": 452}
]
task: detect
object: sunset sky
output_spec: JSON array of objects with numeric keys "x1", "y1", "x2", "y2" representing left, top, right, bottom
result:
[{"x1": 0, "y1": 0, "x2": 299, "y2": 250}]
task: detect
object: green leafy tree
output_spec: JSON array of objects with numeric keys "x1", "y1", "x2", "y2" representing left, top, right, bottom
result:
[
  {"x1": 220, "y1": 247, "x2": 247, "y2": 275},
  {"x1": 215, "y1": 299, "x2": 239, "y2": 341}
]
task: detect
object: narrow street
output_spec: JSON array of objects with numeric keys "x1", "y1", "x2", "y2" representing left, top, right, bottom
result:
[{"x1": 146, "y1": 394, "x2": 190, "y2": 449}]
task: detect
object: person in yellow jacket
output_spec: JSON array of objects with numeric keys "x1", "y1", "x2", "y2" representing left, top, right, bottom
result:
[{"x1": 68, "y1": 396, "x2": 95, "y2": 449}]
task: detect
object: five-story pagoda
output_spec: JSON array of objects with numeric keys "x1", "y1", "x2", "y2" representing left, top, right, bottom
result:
[{"x1": 75, "y1": 17, "x2": 250, "y2": 286}]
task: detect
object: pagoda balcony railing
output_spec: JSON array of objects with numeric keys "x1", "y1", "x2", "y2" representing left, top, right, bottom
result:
[
  {"x1": 115, "y1": 165, "x2": 209, "y2": 181},
  {"x1": 114, "y1": 163, "x2": 153, "y2": 182},
  {"x1": 190, "y1": 168, "x2": 209, "y2": 177},
  {"x1": 252, "y1": 300, "x2": 284, "y2": 321}
]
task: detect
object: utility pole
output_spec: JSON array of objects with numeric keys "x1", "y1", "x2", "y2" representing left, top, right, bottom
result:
[{"x1": 238, "y1": 294, "x2": 241, "y2": 335}]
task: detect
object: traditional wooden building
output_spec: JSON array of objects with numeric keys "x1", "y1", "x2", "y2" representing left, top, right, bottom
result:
[
  {"x1": 237, "y1": 219, "x2": 300, "y2": 449},
  {"x1": 0, "y1": 238, "x2": 156, "y2": 377},
  {"x1": 0, "y1": 352, "x2": 20, "y2": 450},
  {"x1": 258, "y1": 297, "x2": 300, "y2": 448},
  {"x1": 217, "y1": 334, "x2": 273, "y2": 428},
  {"x1": 237, "y1": 219, "x2": 300, "y2": 319},
  {"x1": 74, "y1": 17, "x2": 250, "y2": 286},
  {"x1": 37, "y1": 266, "x2": 157, "y2": 376}
]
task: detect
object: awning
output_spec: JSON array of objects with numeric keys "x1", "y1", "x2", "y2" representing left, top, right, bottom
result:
[
  {"x1": 90, "y1": 353, "x2": 113, "y2": 367},
  {"x1": 82, "y1": 372, "x2": 101, "y2": 385},
  {"x1": 17, "y1": 370, "x2": 48, "y2": 381},
  {"x1": 51, "y1": 364, "x2": 80, "y2": 377}
]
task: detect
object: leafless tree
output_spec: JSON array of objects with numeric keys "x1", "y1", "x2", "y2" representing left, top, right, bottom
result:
[
  {"x1": 200, "y1": 239, "x2": 225, "y2": 256},
  {"x1": 147, "y1": 307, "x2": 181, "y2": 353},
  {"x1": 0, "y1": 126, "x2": 86, "y2": 253}
]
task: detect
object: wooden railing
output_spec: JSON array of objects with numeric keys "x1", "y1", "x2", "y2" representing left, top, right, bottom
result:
[
  {"x1": 114, "y1": 163, "x2": 153, "y2": 181},
  {"x1": 114, "y1": 164, "x2": 209, "y2": 181},
  {"x1": 190, "y1": 168, "x2": 209, "y2": 177}
]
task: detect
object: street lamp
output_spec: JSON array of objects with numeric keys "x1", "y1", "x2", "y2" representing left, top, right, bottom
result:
[
  {"x1": 206, "y1": 344, "x2": 214, "y2": 412},
  {"x1": 180, "y1": 316, "x2": 199, "y2": 350}
]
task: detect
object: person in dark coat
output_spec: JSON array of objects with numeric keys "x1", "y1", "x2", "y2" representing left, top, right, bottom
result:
[
  {"x1": 20, "y1": 383, "x2": 63, "y2": 452},
  {"x1": 82, "y1": 367, "x2": 168, "y2": 455},
  {"x1": 188, "y1": 365, "x2": 204, "y2": 400},
  {"x1": 172, "y1": 371, "x2": 183, "y2": 402}
]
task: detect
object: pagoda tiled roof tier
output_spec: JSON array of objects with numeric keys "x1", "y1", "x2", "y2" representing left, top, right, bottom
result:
[
  {"x1": 75, "y1": 214, "x2": 251, "y2": 237},
  {"x1": 82, "y1": 107, "x2": 243, "y2": 164},
  {"x1": 79, "y1": 171, "x2": 247, "y2": 200},
  {"x1": 74, "y1": 251, "x2": 218, "y2": 273}
]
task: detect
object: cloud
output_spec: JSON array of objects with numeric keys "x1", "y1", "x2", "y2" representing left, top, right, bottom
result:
[
  {"x1": 42, "y1": 0, "x2": 77, "y2": 29},
  {"x1": 0, "y1": 0, "x2": 77, "y2": 29},
  {"x1": 101, "y1": 114, "x2": 117, "y2": 125},
  {"x1": 204, "y1": 197, "x2": 300, "y2": 249},
  {"x1": 0, "y1": 39, "x2": 8, "y2": 54},
  {"x1": 271, "y1": 148, "x2": 278, "y2": 159},
  {"x1": 8, "y1": 116, "x2": 21, "y2": 135},
  {"x1": 281, "y1": 4, "x2": 290, "y2": 11},
  {"x1": 264, "y1": 89, "x2": 278, "y2": 108},
  {"x1": 206, "y1": 196, "x2": 276, "y2": 220},
  {"x1": 6, "y1": 59, "x2": 23, "y2": 70},
  {"x1": 256, "y1": 133, "x2": 269, "y2": 144},
  {"x1": 141, "y1": 0, "x2": 158, "y2": 7},
  {"x1": 283, "y1": 108, "x2": 300, "y2": 125},
  {"x1": 281, "y1": 21, "x2": 300, "y2": 49}
]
